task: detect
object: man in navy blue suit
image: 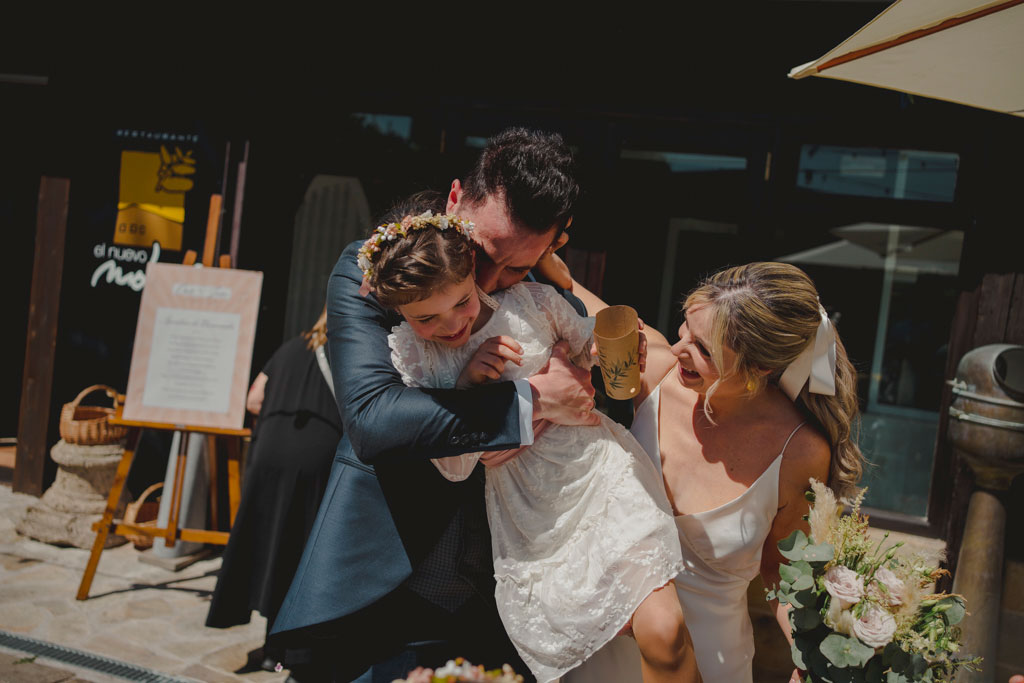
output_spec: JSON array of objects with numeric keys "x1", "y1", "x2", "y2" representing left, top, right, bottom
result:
[{"x1": 272, "y1": 128, "x2": 599, "y2": 682}]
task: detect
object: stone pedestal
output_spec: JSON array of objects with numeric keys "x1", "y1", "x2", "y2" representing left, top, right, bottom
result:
[
  {"x1": 16, "y1": 439, "x2": 129, "y2": 549},
  {"x1": 953, "y1": 489, "x2": 1006, "y2": 683}
]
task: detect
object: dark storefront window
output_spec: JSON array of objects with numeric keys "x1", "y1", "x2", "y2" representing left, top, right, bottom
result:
[
  {"x1": 611, "y1": 141, "x2": 758, "y2": 337},
  {"x1": 788, "y1": 145, "x2": 963, "y2": 519}
]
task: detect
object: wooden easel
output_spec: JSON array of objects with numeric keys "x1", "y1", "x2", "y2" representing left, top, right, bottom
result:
[{"x1": 76, "y1": 195, "x2": 250, "y2": 600}]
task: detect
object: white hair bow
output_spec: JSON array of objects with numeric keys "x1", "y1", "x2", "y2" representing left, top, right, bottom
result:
[{"x1": 778, "y1": 305, "x2": 837, "y2": 401}]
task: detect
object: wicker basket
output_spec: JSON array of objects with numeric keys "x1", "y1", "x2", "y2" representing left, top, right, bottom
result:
[
  {"x1": 122, "y1": 482, "x2": 163, "y2": 550},
  {"x1": 59, "y1": 384, "x2": 127, "y2": 445}
]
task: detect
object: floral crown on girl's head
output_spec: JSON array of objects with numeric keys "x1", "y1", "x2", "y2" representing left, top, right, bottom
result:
[{"x1": 357, "y1": 211, "x2": 475, "y2": 282}]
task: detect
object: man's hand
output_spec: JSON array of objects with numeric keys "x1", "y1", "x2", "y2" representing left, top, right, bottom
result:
[
  {"x1": 528, "y1": 341, "x2": 600, "y2": 426},
  {"x1": 456, "y1": 336, "x2": 523, "y2": 389}
]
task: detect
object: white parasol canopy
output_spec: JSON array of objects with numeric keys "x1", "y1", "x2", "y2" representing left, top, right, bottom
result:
[
  {"x1": 777, "y1": 223, "x2": 963, "y2": 276},
  {"x1": 789, "y1": 0, "x2": 1024, "y2": 118}
]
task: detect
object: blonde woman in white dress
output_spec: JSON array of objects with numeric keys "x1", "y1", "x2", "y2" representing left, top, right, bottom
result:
[{"x1": 565, "y1": 262, "x2": 865, "y2": 683}]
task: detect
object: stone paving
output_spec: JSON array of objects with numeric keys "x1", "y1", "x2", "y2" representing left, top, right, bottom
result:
[
  {"x1": 0, "y1": 482, "x2": 285, "y2": 683},
  {"x1": 0, "y1": 467, "x2": 952, "y2": 683}
]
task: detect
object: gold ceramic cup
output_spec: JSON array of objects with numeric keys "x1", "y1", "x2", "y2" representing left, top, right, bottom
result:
[{"x1": 594, "y1": 305, "x2": 641, "y2": 400}]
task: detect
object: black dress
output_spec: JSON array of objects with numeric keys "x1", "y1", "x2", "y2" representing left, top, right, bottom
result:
[{"x1": 206, "y1": 336, "x2": 342, "y2": 652}]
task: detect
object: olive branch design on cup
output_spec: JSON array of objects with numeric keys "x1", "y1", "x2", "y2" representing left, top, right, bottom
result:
[{"x1": 598, "y1": 348, "x2": 639, "y2": 391}]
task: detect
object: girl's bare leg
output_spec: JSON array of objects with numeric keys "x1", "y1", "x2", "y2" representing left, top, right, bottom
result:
[{"x1": 631, "y1": 583, "x2": 702, "y2": 683}]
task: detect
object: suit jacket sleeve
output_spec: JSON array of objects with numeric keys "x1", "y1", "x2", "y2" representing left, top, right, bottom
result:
[{"x1": 328, "y1": 241, "x2": 523, "y2": 465}]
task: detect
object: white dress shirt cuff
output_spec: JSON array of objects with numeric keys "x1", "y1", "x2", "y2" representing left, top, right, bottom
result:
[{"x1": 513, "y1": 379, "x2": 535, "y2": 446}]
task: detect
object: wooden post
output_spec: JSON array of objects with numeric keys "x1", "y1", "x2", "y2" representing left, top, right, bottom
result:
[
  {"x1": 229, "y1": 141, "x2": 249, "y2": 269},
  {"x1": 15, "y1": 177, "x2": 70, "y2": 496},
  {"x1": 226, "y1": 435, "x2": 242, "y2": 526},
  {"x1": 206, "y1": 435, "x2": 219, "y2": 531},
  {"x1": 952, "y1": 489, "x2": 1009, "y2": 683},
  {"x1": 202, "y1": 194, "x2": 223, "y2": 267}
]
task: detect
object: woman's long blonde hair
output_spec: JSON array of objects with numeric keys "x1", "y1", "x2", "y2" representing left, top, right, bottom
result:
[
  {"x1": 303, "y1": 306, "x2": 328, "y2": 350},
  {"x1": 683, "y1": 262, "x2": 863, "y2": 498}
]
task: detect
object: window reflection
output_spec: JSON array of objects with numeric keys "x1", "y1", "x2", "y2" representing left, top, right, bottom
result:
[
  {"x1": 779, "y1": 223, "x2": 964, "y2": 516},
  {"x1": 797, "y1": 145, "x2": 958, "y2": 202},
  {"x1": 352, "y1": 113, "x2": 413, "y2": 141},
  {"x1": 620, "y1": 149, "x2": 748, "y2": 173}
]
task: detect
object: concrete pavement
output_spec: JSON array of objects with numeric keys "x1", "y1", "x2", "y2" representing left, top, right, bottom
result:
[{"x1": 0, "y1": 481, "x2": 285, "y2": 683}]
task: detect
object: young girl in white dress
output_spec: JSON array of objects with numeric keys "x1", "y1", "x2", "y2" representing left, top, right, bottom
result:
[{"x1": 357, "y1": 211, "x2": 701, "y2": 683}]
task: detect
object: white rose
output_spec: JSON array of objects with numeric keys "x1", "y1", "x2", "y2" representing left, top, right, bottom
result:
[
  {"x1": 824, "y1": 566, "x2": 865, "y2": 609},
  {"x1": 871, "y1": 567, "x2": 906, "y2": 607},
  {"x1": 826, "y1": 599, "x2": 857, "y2": 636},
  {"x1": 852, "y1": 605, "x2": 897, "y2": 648}
]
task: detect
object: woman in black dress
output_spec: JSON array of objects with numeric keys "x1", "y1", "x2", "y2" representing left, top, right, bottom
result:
[{"x1": 206, "y1": 309, "x2": 341, "y2": 681}]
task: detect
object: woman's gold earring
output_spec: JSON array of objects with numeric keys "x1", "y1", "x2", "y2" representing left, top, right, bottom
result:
[{"x1": 746, "y1": 379, "x2": 757, "y2": 393}]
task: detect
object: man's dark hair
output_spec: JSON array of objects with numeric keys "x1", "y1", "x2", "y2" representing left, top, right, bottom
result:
[{"x1": 461, "y1": 128, "x2": 579, "y2": 236}]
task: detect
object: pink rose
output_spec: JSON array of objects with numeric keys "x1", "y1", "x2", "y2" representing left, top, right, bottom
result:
[
  {"x1": 853, "y1": 605, "x2": 897, "y2": 648},
  {"x1": 870, "y1": 567, "x2": 906, "y2": 607},
  {"x1": 399, "y1": 667, "x2": 435, "y2": 683},
  {"x1": 824, "y1": 566, "x2": 864, "y2": 609}
]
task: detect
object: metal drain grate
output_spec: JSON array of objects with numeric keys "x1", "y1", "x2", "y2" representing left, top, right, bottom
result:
[{"x1": 0, "y1": 630, "x2": 194, "y2": 682}]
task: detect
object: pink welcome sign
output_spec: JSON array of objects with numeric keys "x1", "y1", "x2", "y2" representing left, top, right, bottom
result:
[{"x1": 123, "y1": 262, "x2": 263, "y2": 430}]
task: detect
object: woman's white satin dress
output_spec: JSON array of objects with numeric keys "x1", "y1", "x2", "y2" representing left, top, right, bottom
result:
[{"x1": 563, "y1": 381, "x2": 804, "y2": 683}]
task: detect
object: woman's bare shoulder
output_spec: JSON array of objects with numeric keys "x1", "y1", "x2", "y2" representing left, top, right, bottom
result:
[{"x1": 778, "y1": 418, "x2": 831, "y2": 494}]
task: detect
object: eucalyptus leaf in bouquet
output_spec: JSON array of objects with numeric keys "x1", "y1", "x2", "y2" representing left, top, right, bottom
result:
[{"x1": 766, "y1": 481, "x2": 981, "y2": 683}]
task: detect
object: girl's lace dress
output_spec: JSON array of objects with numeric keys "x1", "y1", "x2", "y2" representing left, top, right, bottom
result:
[{"x1": 388, "y1": 282, "x2": 683, "y2": 683}]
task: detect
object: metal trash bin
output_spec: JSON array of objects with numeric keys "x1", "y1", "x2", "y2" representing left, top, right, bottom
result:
[{"x1": 947, "y1": 344, "x2": 1024, "y2": 490}]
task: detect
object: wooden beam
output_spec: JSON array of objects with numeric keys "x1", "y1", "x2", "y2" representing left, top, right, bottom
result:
[
  {"x1": 973, "y1": 272, "x2": 1015, "y2": 346},
  {"x1": 104, "y1": 523, "x2": 229, "y2": 546},
  {"x1": 202, "y1": 194, "x2": 223, "y2": 267},
  {"x1": 1006, "y1": 273, "x2": 1024, "y2": 342},
  {"x1": 15, "y1": 177, "x2": 70, "y2": 496},
  {"x1": 228, "y1": 141, "x2": 249, "y2": 269}
]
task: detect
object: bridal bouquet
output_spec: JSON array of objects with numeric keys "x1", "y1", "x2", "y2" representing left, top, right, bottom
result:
[
  {"x1": 392, "y1": 658, "x2": 523, "y2": 683},
  {"x1": 767, "y1": 480, "x2": 980, "y2": 683}
]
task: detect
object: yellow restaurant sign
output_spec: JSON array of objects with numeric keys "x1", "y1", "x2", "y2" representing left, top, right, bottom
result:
[{"x1": 114, "y1": 144, "x2": 196, "y2": 251}]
